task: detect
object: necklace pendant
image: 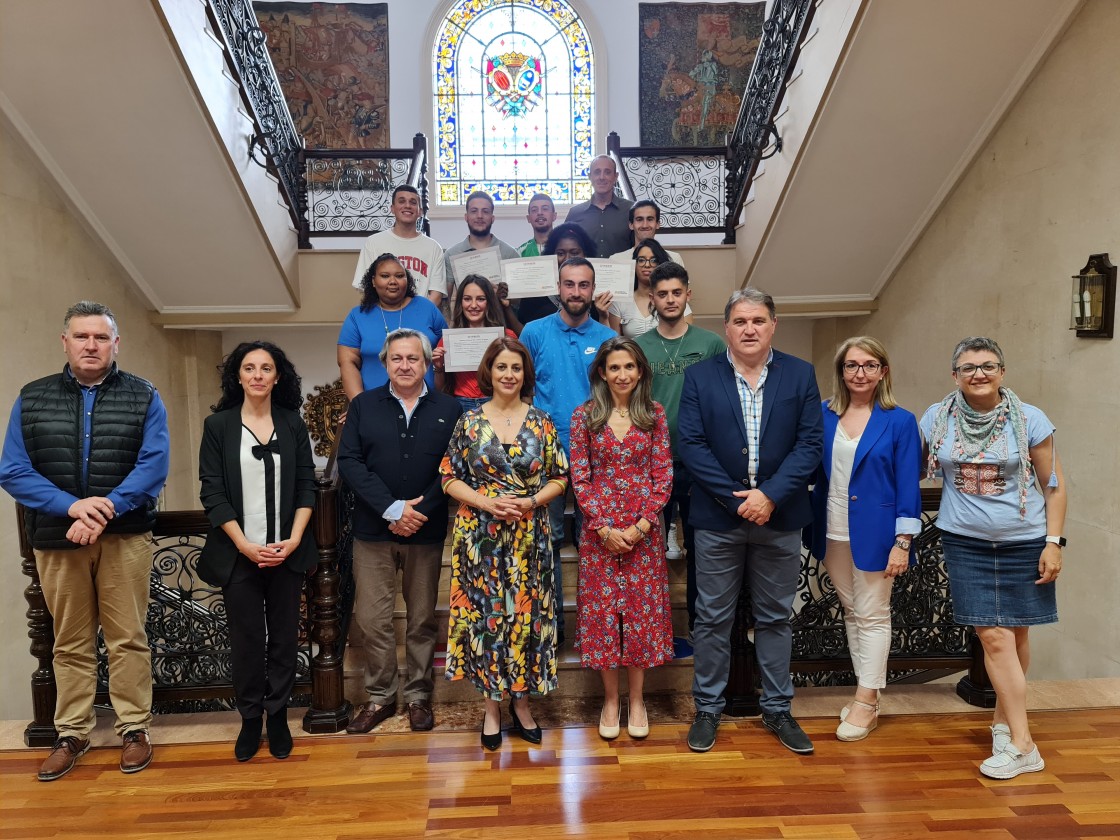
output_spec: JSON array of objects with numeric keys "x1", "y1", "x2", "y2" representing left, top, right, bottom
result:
[{"x1": 506, "y1": 418, "x2": 512, "y2": 426}]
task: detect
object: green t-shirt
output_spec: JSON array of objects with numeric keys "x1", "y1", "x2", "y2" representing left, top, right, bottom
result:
[
  {"x1": 519, "y1": 239, "x2": 542, "y2": 257},
  {"x1": 635, "y1": 324, "x2": 726, "y2": 455}
]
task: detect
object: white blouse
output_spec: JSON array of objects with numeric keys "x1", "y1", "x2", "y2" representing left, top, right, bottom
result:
[
  {"x1": 239, "y1": 426, "x2": 281, "y2": 546},
  {"x1": 826, "y1": 423, "x2": 860, "y2": 542}
]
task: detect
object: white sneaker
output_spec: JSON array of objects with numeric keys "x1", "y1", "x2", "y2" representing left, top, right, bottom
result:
[
  {"x1": 665, "y1": 523, "x2": 682, "y2": 560},
  {"x1": 979, "y1": 744, "x2": 1044, "y2": 779},
  {"x1": 990, "y1": 723, "x2": 1011, "y2": 756}
]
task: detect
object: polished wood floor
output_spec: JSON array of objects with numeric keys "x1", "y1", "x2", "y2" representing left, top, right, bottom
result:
[{"x1": 2, "y1": 709, "x2": 1118, "y2": 839}]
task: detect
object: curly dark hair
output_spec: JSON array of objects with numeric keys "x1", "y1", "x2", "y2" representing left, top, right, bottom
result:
[
  {"x1": 543, "y1": 223, "x2": 597, "y2": 259},
  {"x1": 359, "y1": 252, "x2": 418, "y2": 313},
  {"x1": 212, "y1": 341, "x2": 303, "y2": 412}
]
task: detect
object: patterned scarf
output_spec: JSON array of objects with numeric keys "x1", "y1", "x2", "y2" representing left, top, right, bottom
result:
[{"x1": 925, "y1": 387, "x2": 1032, "y2": 518}]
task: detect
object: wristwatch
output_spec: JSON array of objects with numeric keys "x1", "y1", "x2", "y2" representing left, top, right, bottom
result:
[
  {"x1": 1045, "y1": 535, "x2": 1067, "y2": 547},
  {"x1": 894, "y1": 537, "x2": 912, "y2": 550}
]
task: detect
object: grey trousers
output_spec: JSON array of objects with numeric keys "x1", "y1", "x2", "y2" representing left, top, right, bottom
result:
[
  {"x1": 692, "y1": 521, "x2": 802, "y2": 715},
  {"x1": 352, "y1": 538, "x2": 443, "y2": 706}
]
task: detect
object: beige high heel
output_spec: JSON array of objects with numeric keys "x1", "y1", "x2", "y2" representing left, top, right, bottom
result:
[
  {"x1": 599, "y1": 705, "x2": 620, "y2": 740},
  {"x1": 627, "y1": 701, "x2": 649, "y2": 739},
  {"x1": 836, "y1": 699, "x2": 879, "y2": 741}
]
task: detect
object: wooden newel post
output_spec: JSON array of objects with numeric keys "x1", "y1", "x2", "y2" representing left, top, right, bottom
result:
[
  {"x1": 955, "y1": 628, "x2": 996, "y2": 708},
  {"x1": 17, "y1": 504, "x2": 59, "y2": 747},
  {"x1": 302, "y1": 476, "x2": 352, "y2": 733},
  {"x1": 724, "y1": 578, "x2": 761, "y2": 716}
]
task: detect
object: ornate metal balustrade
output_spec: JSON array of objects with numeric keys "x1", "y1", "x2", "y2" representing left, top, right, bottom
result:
[
  {"x1": 205, "y1": 0, "x2": 304, "y2": 237},
  {"x1": 724, "y1": 0, "x2": 817, "y2": 244},
  {"x1": 301, "y1": 134, "x2": 430, "y2": 244},
  {"x1": 18, "y1": 477, "x2": 351, "y2": 748},
  {"x1": 607, "y1": 132, "x2": 726, "y2": 234},
  {"x1": 726, "y1": 488, "x2": 993, "y2": 715}
]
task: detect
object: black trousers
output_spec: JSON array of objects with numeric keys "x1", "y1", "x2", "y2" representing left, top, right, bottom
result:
[{"x1": 223, "y1": 556, "x2": 305, "y2": 719}]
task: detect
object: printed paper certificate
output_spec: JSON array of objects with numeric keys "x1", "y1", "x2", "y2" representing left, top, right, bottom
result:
[
  {"x1": 450, "y1": 247, "x2": 503, "y2": 288},
  {"x1": 500, "y1": 257, "x2": 559, "y2": 298},
  {"x1": 588, "y1": 258, "x2": 633, "y2": 298},
  {"x1": 442, "y1": 327, "x2": 505, "y2": 373}
]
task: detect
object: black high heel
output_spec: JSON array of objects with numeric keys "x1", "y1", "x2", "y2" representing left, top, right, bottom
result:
[
  {"x1": 481, "y1": 716, "x2": 502, "y2": 751},
  {"x1": 509, "y1": 700, "x2": 542, "y2": 744}
]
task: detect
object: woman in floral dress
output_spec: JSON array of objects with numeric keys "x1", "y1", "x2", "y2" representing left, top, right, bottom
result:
[
  {"x1": 440, "y1": 337, "x2": 569, "y2": 751},
  {"x1": 570, "y1": 336, "x2": 674, "y2": 741}
]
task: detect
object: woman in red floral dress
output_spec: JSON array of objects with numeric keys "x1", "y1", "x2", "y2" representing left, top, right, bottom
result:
[{"x1": 570, "y1": 336, "x2": 674, "y2": 741}]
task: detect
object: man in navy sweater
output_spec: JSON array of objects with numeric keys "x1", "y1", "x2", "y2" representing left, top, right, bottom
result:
[{"x1": 337, "y1": 328, "x2": 461, "y2": 733}]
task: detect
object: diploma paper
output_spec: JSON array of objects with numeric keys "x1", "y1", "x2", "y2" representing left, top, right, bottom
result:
[
  {"x1": 443, "y1": 327, "x2": 505, "y2": 373},
  {"x1": 500, "y1": 257, "x2": 559, "y2": 298},
  {"x1": 588, "y1": 258, "x2": 634, "y2": 298},
  {"x1": 450, "y1": 247, "x2": 503, "y2": 288}
]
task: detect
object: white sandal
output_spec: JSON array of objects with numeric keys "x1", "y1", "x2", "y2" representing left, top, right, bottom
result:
[{"x1": 836, "y1": 699, "x2": 879, "y2": 741}]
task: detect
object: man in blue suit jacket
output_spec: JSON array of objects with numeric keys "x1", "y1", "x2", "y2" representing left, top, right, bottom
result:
[{"x1": 678, "y1": 289, "x2": 823, "y2": 754}]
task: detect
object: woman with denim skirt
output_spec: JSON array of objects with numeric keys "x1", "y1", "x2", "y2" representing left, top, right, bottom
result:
[{"x1": 921, "y1": 337, "x2": 1066, "y2": 780}]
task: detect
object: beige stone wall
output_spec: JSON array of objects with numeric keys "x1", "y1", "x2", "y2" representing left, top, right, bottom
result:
[
  {"x1": 0, "y1": 117, "x2": 222, "y2": 721},
  {"x1": 813, "y1": 0, "x2": 1120, "y2": 679}
]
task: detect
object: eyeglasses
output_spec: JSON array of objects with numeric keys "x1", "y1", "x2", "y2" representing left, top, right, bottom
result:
[
  {"x1": 842, "y1": 361, "x2": 883, "y2": 375},
  {"x1": 953, "y1": 362, "x2": 1003, "y2": 377},
  {"x1": 635, "y1": 257, "x2": 660, "y2": 266}
]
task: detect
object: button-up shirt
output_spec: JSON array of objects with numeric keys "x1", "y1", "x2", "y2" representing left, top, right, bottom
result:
[
  {"x1": 729, "y1": 348, "x2": 773, "y2": 486},
  {"x1": 565, "y1": 195, "x2": 635, "y2": 258}
]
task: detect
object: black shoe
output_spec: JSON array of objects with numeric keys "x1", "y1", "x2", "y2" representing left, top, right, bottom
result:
[
  {"x1": 687, "y1": 711, "x2": 720, "y2": 752},
  {"x1": 762, "y1": 711, "x2": 814, "y2": 754},
  {"x1": 266, "y1": 710, "x2": 293, "y2": 759},
  {"x1": 481, "y1": 725, "x2": 503, "y2": 752},
  {"x1": 235, "y1": 716, "x2": 263, "y2": 762},
  {"x1": 509, "y1": 700, "x2": 542, "y2": 744}
]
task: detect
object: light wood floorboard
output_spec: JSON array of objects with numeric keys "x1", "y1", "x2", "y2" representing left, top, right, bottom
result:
[{"x1": 3, "y1": 708, "x2": 1118, "y2": 839}]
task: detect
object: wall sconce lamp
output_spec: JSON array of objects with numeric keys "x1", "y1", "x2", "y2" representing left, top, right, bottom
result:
[{"x1": 1069, "y1": 253, "x2": 1115, "y2": 338}]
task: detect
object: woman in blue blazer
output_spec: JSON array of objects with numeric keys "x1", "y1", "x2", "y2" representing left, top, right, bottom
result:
[
  {"x1": 808, "y1": 336, "x2": 922, "y2": 741},
  {"x1": 199, "y1": 342, "x2": 317, "y2": 762}
]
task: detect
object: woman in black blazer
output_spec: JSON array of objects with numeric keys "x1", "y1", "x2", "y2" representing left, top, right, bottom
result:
[{"x1": 198, "y1": 341, "x2": 316, "y2": 762}]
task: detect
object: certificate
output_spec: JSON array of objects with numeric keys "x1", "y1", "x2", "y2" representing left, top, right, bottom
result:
[
  {"x1": 443, "y1": 327, "x2": 505, "y2": 373},
  {"x1": 588, "y1": 258, "x2": 633, "y2": 298},
  {"x1": 500, "y1": 257, "x2": 559, "y2": 298},
  {"x1": 450, "y1": 247, "x2": 503, "y2": 288}
]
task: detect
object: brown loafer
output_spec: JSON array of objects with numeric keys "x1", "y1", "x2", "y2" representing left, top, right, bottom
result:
[
  {"x1": 120, "y1": 730, "x2": 153, "y2": 774},
  {"x1": 346, "y1": 702, "x2": 396, "y2": 734},
  {"x1": 407, "y1": 700, "x2": 434, "y2": 732},
  {"x1": 38, "y1": 736, "x2": 90, "y2": 782}
]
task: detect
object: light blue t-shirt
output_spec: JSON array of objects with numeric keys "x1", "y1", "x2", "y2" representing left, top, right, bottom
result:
[
  {"x1": 520, "y1": 313, "x2": 615, "y2": 454},
  {"x1": 920, "y1": 401, "x2": 1055, "y2": 541},
  {"x1": 337, "y1": 296, "x2": 446, "y2": 391}
]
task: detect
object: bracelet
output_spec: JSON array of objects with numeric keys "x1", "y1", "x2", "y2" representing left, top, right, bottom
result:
[{"x1": 529, "y1": 494, "x2": 538, "y2": 508}]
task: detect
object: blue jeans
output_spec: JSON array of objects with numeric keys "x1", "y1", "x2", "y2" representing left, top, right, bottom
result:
[
  {"x1": 692, "y1": 522, "x2": 802, "y2": 715},
  {"x1": 455, "y1": 395, "x2": 487, "y2": 413}
]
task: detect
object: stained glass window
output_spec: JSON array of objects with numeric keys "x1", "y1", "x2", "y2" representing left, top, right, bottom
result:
[{"x1": 434, "y1": 0, "x2": 595, "y2": 206}]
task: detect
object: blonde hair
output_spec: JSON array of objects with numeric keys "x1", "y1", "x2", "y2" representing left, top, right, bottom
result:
[{"x1": 828, "y1": 335, "x2": 898, "y2": 415}]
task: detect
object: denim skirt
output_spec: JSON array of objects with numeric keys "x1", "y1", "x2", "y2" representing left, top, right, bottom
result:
[
  {"x1": 939, "y1": 531, "x2": 1057, "y2": 627},
  {"x1": 456, "y1": 395, "x2": 488, "y2": 413}
]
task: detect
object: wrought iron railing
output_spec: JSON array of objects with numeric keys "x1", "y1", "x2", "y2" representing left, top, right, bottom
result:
[
  {"x1": 607, "y1": 132, "x2": 726, "y2": 234},
  {"x1": 301, "y1": 134, "x2": 430, "y2": 245},
  {"x1": 726, "y1": 488, "x2": 993, "y2": 715},
  {"x1": 205, "y1": 0, "x2": 304, "y2": 236},
  {"x1": 18, "y1": 478, "x2": 351, "y2": 748},
  {"x1": 724, "y1": 0, "x2": 817, "y2": 244}
]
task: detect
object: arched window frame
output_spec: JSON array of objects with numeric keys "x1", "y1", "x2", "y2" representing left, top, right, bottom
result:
[{"x1": 427, "y1": 0, "x2": 602, "y2": 211}]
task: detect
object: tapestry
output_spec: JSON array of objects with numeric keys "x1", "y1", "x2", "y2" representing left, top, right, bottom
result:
[
  {"x1": 255, "y1": 2, "x2": 389, "y2": 149},
  {"x1": 638, "y1": 2, "x2": 765, "y2": 148}
]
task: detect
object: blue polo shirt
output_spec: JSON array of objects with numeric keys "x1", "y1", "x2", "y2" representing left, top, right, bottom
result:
[{"x1": 520, "y1": 312, "x2": 615, "y2": 454}]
